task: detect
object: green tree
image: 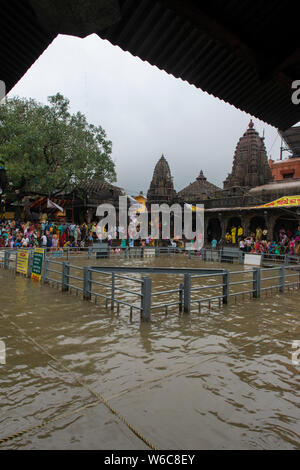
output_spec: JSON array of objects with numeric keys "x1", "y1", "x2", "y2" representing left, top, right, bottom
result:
[{"x1": 0, "y1": 93, "x2": 116, "y2": 198}]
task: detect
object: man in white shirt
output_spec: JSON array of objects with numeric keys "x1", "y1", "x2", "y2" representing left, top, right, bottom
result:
[{"x1": 41, "y1": 234, "x2": 47, "y2": 247}]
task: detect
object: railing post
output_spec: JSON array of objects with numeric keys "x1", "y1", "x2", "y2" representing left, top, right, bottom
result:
[
  {"x1": 202, "y1": 248, "x2": 206, "y2": 261},
  {"x1": 279, "y1": 265, "x2": 285, "y2": 293},
  {"x1": 141, "y1": 247, "x2": 144, "y2": 258},
  {"x1": 141, "y1": 276, "x2": 152, "y2": 321},
  {"x1": 179, "y1": 282, "x2": 183, "y2": 313},
  {"x1": 83, "y1": 267, "x2": 92, "y2": 300},
  {"x1": 27, "y1": 250, "x2": 33, "y2": 278},
  {"x1": 155, "y1": 246, "x2": 160, "y2": 257},
  {"x1": 126, "y1": 246, "x2": 129, "y2": 258},
  {"x1": 4, "y1": 250, "x2": 10, "y2": 270},
  {"x1": 222, "y1": 270, "x2": 229, "y2": 304},
  {"x1": 43, "y1": 257, "x2": 50, "y2": 283},
  {"x1": 183, "y1": 273, "x2": 191, "y2": 313},
  {"x1": 111, "y1": 272, "x2": 115, "y2": 311},
  {"x1": 67, "y1": 247, "x2": 70, "y2": 261},
  {"x1": 15, "y1": 249, "x2": 18, "y2": 272},
  {"x1": 88, "y1": 247, "x2": 92, "y2": 259},
  {"x1": 253, "y1": 267, "x2": 261, "y2": 298},
  {"x1": 62, "y1": 261, "x2": 70, "y2": 292}
]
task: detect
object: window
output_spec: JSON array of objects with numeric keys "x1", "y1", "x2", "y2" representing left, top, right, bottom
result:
[{"x1": 283, "y1": 173, "x2": 294, "y2": 179}]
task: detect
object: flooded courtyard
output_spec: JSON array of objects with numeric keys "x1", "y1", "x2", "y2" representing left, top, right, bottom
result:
[{"x1": 0, "y1": 255, "x2": 299, "y2": 449}]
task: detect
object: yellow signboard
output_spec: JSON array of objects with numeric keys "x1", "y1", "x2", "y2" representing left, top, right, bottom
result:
[
  {"x1": 256, "y1": 195, "x2": 300, "y2": 208},
  {"x1": 4, "y1": 212, "x2": 15, "y2": 219},
  {"x1": 16, "y1": 250, "x2": 29, "y2": 275}
]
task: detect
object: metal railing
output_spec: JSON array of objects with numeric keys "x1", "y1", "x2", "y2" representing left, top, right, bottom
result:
[{"x1": 1, "y1": 248, "x2": 300, "y2": 322}]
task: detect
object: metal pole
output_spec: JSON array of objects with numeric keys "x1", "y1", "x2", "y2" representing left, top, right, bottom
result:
[
  {"x1": 183, "y1": 273, "x2": 191, "y2": 313},
  {"x1": 4, "y1": 250, "x2": 9, "y2": 270},
  {"x1": 222, "y1": 270, "x2": 229, "y2": 304},
  {"x1": 15, "y1": 249, "x2": 18, "y2": 272},
  {"x1": 27, "y1": 250, "x2": 33, "y2": 278},
  {"x1": 179, "y1": 282, "x2": 183, "y2": 313},
  {"x1": 62, "y1": 262, "x2": 70, "y2": 292},
  {"x1": 279, "y1": 265, "x2": 285, "y2": 293},
  {"x1": 111, "y1": 272, "x2": 115, "y2": 311},
  {"x1": 43, "y1": 257, "x2": 49, "y2": 283},
  {"x1": 141, "y1": 276, "x2": 152, "y2": 321},
  {"x1": 253, "y1": 267, "x2": 261, "y2": 298},
  {"x1": 83, "y1": 267, "x2": 92, "y2": 300}
]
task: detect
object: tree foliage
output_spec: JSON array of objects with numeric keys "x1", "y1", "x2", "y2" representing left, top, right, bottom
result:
[{"x1": 0, "y1": 93, "x2": 116, "y2": 197}]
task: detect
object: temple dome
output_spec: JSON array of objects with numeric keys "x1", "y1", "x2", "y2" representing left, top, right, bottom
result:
[
  {"x1": 223, "y1": 119, "x2": 273, "y2": 189},
  {"x1": 178, "y1": 170, "x2": 220, "y2": 201},
  {"x1": 147, "y1": 154, "x2": 177, "y2": 203}
]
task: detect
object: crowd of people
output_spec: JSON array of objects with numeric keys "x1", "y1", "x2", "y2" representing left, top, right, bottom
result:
[
  {"x1": 213, "y1": 225, "x2": 300, "y2": 257},
  {"x1": 0, "y1": 219, "x2": 173, "y2": 250},
  {"x1": 0, "y1": 220, "x2": 101, "y2": 249},
  {"x1": 1, "y1": 218, "x2": 300, "y2": 258}
]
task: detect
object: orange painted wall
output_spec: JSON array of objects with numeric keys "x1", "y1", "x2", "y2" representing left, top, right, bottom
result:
[{"x1": 269, "y1": 157, "x2": 300, "y2": 180}]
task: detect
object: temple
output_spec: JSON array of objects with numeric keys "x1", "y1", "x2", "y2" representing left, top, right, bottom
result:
[
  {"x1": 145, "y1": 121, "x2": 300, "y2": 244},
  {"x1": 147, "y1": 154, "x2": 177, "y2": 204},
  {"x1": 178, "y1": 170, "x2": 220, "y2": 203},
  {"x1": 223, "y1": 119, "x2": 273, "y2": 190}
]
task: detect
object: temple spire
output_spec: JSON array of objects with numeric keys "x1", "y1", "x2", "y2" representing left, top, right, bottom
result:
[{"x1": 223, "y1": 119, "x2": 273, "y2": 189}]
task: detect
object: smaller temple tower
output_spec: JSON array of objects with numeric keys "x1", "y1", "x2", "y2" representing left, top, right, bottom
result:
[
  {"x1": 178, "y1": 170, "x2": 220, "y2": 203},
  {"x1": 223, "y1": 119, "x2": 273, "y2": 190},
  {"x1": 147, "y1": 154, "x2": 177, "y2": 204}
]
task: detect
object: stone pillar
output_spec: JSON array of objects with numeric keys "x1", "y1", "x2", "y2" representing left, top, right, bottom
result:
[
  {"x1": 204, "y1": 215, "x2": 209, "y2": 245},
  {"x1": 86, "y1": 209, "x2": 93, "y2": 224},
  {"x1": 240, "y1": 214, "x2": 247, "y2": 237},
  {"x1": 265, "y1": 213, "x2": 276, "y2": 241},
  {"x1": 220, "y1": 216, "x2": 227, "y2": 242},
  {"x1": 242, "y1": 214, "x2": 251, "y2": 237}
]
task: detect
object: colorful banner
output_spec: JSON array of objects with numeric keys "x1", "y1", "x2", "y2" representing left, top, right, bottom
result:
[
  {"x1": 31, "y1": 248, "x2": 44, "y2": 282},
  {"x1": 256, "y1": 195, "x2": 300, "y2": 208},
  {"x1": 16, "y1": 250, "x2": 29, "y2": 275}
]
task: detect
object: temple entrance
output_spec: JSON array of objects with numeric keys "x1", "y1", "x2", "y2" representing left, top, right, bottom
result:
[
  {"x1": 273, "y1": 216, "x2": 299, "y2": 241},
  {"x1": 249, "y1": 216, "x2": 266, "y2": 235},
  {"x1": 207, "y1": 218, "x2": 221, "y2": 243}
]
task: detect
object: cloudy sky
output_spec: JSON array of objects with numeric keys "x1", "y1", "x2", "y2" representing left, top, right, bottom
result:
[{"x1": 9, "y1": 33, "x2": 282, "y2": 195}]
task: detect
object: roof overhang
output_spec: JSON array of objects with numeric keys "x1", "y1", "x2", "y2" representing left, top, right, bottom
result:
[{"x1": 2, "y1": 0, "x2": 300, "y2": 129}]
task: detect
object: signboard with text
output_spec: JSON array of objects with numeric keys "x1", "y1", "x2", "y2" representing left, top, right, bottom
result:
[
  {"x1": 31, "y1": 248, "x2": 44, "y2": 282},
  {"x1": 16, "y1": 250, "x2": 29, "y2": 275}
]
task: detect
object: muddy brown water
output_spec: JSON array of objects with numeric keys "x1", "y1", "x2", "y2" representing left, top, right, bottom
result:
[{"x1": 0, "y1": 254, "x2": 299, "y2": 449}]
